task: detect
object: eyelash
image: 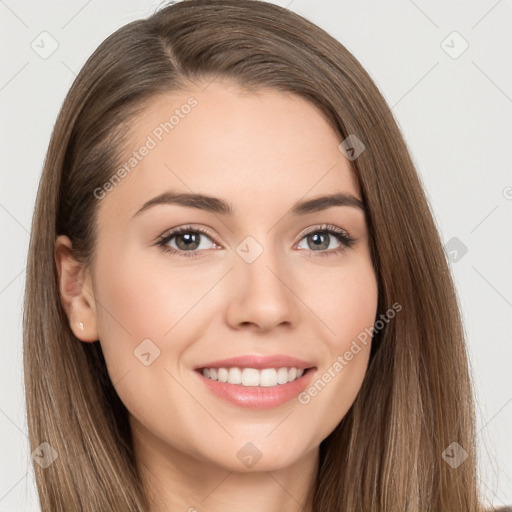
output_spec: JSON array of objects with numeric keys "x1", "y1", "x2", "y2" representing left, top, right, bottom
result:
[{"x1": 155, "y1": 224, "x2": 356, "y2": 258}]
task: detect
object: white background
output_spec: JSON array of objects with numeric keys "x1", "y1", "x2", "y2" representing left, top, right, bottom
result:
[{"x1": 0, "y1": 0, "x2": 511, "y2": 510}]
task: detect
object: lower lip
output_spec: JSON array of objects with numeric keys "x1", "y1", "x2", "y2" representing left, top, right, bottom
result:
[{"x1": 194, "y1": 368, "x2": 316, "y2": 409}]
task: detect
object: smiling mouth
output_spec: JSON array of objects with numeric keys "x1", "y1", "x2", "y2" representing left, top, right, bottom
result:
[{"x1": 195, "y1": 366, "x2": 315, "y2": 387}]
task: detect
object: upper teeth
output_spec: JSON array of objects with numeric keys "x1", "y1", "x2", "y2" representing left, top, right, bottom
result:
[{"x1": 202, "y1": 367, "x2": 305, "y2": 387}]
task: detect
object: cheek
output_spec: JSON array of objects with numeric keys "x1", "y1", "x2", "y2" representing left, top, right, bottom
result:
[
  {"x1": 293, "y1": 259, "x2": 378, "y2": 440},
  {"x1": 92, "y1": 249, "x2": 200, "y2": 385},
  {"x1": 91, "y1": 250, "x2": 212, "y2": 428},
  {"x1": 94, "y1": 246, "x2": 217, "y2": 344},
  {"x1": 306, "y1": 256, "x2": 378, "y2": 350},
  {"x1": 327, "y1": 262, "x2": 378, "y2": 384}
]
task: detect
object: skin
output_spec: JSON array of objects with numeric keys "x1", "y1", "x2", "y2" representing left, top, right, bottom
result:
[{"x1": 55, "y1": 79, "x2": 378, "y2": 512}]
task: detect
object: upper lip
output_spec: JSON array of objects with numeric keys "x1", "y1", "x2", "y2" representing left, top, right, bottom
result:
[{"x1": 194, "y1": 354, "x2": 316, "y2": 370}]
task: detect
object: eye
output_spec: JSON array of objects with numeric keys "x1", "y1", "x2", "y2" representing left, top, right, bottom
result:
[
  {"x1": 156, "y1": 225, "x2": 218, "y2": 258},
  {"x1": 155, "y1": 223, "x2": 356, "y2": 258},
  {"x1": 295, "y1": 224, "x2": 356, "y2": 257}
]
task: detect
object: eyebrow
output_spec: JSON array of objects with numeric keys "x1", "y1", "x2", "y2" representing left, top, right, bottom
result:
[{"x1": 132, "y1": 190, "x2": 366, "y2": 218}]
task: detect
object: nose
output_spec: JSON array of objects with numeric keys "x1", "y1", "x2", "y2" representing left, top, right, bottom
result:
[{"x1": 224, "y1": 244, "x2": 300, "y2": 332}]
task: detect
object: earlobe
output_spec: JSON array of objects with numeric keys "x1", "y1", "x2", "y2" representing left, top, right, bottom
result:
[{"x1": 54, "y1": 235, "x2": 99, "y2": 342}]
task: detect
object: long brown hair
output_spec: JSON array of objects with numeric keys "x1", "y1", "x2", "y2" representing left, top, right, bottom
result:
[{"x1": 24, "y1": 0, "x2": 484, "y2": 510}]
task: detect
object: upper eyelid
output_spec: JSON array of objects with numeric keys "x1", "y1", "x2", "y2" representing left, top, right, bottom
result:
[{"x1": 159, "y1": 224, "x2": 216, "y2": 242}]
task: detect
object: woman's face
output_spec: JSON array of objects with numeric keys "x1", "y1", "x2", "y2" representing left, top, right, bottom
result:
[{"x1": 72, "y1": 80, "x2": 378, "y2": 473}]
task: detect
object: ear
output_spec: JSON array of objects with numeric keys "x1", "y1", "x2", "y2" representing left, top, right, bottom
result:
[{"x1": 55, "y1": 235, "x2": 99, "y2": 342}]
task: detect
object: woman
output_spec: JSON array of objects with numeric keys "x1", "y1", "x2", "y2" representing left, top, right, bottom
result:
[{"x1": 23, "y1": 0, "x2": 496, "y2": 510}]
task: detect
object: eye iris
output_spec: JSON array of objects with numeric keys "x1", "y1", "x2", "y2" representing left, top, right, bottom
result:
[
  {"x1": 176, "y1": 232, "x2": 200, "y2": 250},
  {"x1": 308, "y1": 232, "x2": 329, "y2": 250}
]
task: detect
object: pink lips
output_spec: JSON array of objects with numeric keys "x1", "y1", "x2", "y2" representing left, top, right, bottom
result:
[
  {"x1": 193, "y1": 353, "x2": 317, "y2": 409},
  {"x1": 194, "y1": 353, "x2": 315, "y2": 370}
]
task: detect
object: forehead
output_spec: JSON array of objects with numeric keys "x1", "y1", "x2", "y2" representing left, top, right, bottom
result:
[{"x1": 98, "y1": 80, "x2": 361, "y2": 221}]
